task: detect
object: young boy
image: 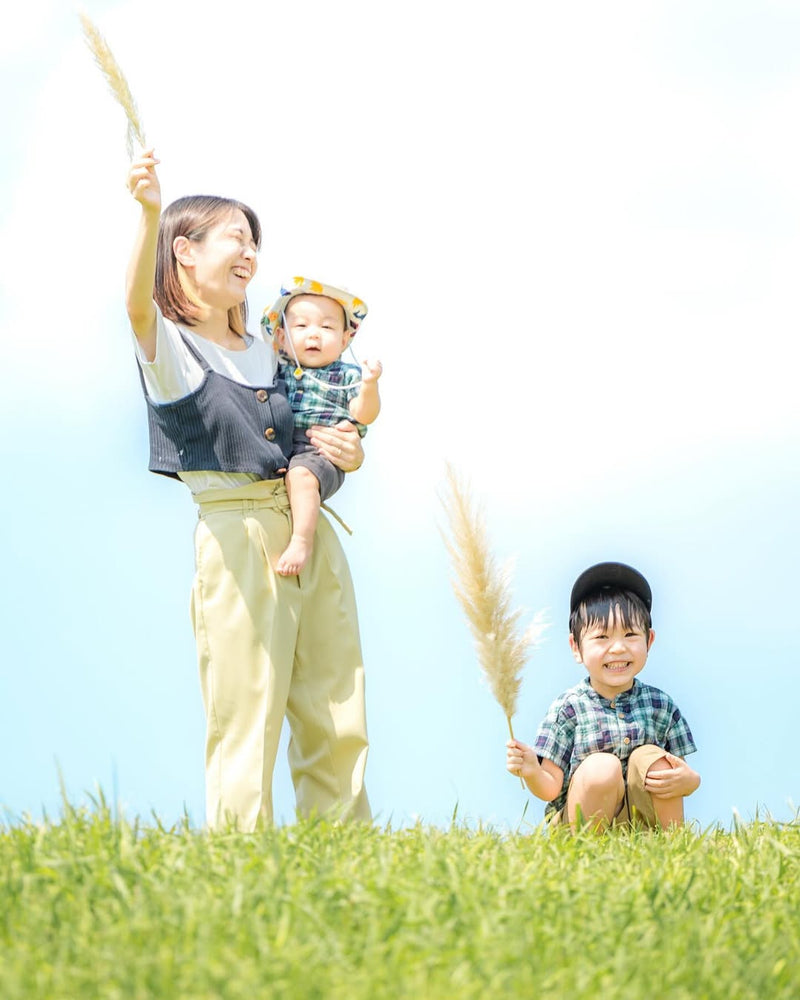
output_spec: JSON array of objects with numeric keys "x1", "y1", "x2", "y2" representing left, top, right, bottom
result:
[
  {"x1": 262, "y1": 277, "x2": 382, "y2": 576},
  {"x1": 506, "y1": 561, "x2": 700, "y2": 829}
]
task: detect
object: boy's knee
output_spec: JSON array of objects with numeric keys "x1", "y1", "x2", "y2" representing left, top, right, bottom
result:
[
  {"x1": 576, "y1": 752, "x2": 624, "y2": 787},
  {"x1": 629, "y1": 744, "x2": 668, "y2": 776}
]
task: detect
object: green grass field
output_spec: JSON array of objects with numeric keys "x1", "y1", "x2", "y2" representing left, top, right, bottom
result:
[{"x1": 2, "y1": 798, "x2": 798, "y2": 999}]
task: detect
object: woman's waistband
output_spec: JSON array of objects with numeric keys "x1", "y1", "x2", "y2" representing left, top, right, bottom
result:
[
  {"x1": 194, "y1": 478, "x2": 353, "y2": 534},
  {"x1": 194, "y1": 478, "x2": 290, "y2": 515}
]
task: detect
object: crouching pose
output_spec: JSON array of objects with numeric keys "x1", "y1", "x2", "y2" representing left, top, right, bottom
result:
[{"x1": 506, "y1": 562, "x2": 700, "y2": 830}]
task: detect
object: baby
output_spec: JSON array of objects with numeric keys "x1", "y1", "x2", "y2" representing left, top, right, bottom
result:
[{"x1": 262, "y1": 278, "x2": 382, "y2": 575}]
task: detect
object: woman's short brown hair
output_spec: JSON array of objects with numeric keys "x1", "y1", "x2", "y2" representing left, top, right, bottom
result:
[{"x1": 155, "y1": 195, "x2": 262, "y2": 335}]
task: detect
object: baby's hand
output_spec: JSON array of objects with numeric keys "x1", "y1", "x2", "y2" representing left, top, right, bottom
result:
[
  {"x1": 127, "y1": 149, "x2": 161, "y2": 211},
  {"x1": 360, "y1": 359, "x2": 383, "y2": 383}
]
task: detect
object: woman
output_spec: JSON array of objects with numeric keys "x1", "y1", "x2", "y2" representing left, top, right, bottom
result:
[{"x1": 126, "y1": 150, "x2": 370, "y2": 830}]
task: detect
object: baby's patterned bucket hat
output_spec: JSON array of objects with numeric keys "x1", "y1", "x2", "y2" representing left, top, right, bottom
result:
[{"x1": 262, "y1": 276, "x2": 368, "y2": 342}]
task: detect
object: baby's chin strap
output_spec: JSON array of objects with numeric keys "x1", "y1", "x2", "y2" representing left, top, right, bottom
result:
[{"x1": 280, "y1": 309, "x2": 304, "y2": 377}]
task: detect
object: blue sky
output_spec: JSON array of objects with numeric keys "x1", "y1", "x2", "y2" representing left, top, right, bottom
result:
[{"x1": 1, "y1": 0, "x2": 798, "y2": 831}]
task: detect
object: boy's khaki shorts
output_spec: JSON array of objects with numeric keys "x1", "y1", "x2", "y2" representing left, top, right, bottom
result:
[{"x1": 549, "y1": 744, "x2": 667, "y2": 828}]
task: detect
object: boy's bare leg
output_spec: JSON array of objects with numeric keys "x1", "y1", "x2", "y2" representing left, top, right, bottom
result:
[
  {"x1": 566, "y1": 753, "x2": 625, "y2": 831},
  {"x1": 278, "y1": 467, "x2": 321, "y2": 576},
  {"x1": 646, "y1": 756, "x2": 685, "y2": 828}
]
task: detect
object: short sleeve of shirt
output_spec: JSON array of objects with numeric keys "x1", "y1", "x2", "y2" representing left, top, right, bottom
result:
[
  {"x1": 661, "y1": 701, "x2": 697, "y2": 758},
  {"x1": 133, "y1": 307, "x2": 204, "y2": 404},
  {"x1": 341, "y1": 364, "x2": 362, "y2": 402},
  {"x1": 340, "y1": 364, "x2": 368, "y2": 436},
  {"x1": 533, "y1": 693, "x2": 578, "y2": 777},
  {"x1": 134, "y1": 307, "x2": 278, "y2": 404}
]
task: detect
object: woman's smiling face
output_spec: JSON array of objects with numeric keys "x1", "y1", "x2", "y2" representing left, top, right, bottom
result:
[{"x1": 177, "y1": 208, "x2": 258, "y2": 310}]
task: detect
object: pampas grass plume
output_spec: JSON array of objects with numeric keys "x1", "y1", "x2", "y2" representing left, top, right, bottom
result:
[
  {"x1": 441, "y1": 463, "x2": 547, "y2": 741},
  {"x1": 79, "y1": 11, "x2": 146, "y2": 160}
]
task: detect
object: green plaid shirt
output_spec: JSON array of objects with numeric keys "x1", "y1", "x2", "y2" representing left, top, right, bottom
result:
[
  {"x1": 534, "y1": 678, "x2": 697, "y2": 816},
  {"x1": 279, "y1": 359, "x2": 366, "y2": 437}
]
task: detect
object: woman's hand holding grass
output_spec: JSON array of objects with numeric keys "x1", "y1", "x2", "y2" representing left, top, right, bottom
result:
[{"x1": 127, "y1": 149, "x2": 161, "y2": 211}]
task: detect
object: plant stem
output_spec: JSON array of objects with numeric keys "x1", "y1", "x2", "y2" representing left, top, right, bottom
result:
[{"x1": 508, "y1": 716, "x2": 525, "y2": 789}]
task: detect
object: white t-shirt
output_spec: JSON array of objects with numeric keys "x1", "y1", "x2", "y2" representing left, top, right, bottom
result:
[{"x1": 134, "y1": 308, "x2": 280, "y2": 494}]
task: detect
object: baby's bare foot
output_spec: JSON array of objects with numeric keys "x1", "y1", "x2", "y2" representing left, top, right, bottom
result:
[{"x1": 277, "y1": 534, "x2": 313, "y2": 576}]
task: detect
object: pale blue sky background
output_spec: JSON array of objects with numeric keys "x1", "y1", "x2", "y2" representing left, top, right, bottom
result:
[{"x1": 1, "y1": 0, "x2": 798, "y2": 830}]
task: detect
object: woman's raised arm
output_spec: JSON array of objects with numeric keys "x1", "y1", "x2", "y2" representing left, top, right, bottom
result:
[{"x1": 125, "y1": 149, "x2": 161, "y2": 361}]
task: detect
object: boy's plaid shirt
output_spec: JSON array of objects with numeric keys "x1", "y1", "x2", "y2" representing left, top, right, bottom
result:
[
  {"x1": 533, "y1": 677, "x2": 697, "y2": 815},
  {"x1": 278, "y1": 359, "x2": 366, "y2": 436}
]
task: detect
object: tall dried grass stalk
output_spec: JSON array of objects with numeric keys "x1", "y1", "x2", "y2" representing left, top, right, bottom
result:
[
  {"x1": 441, "y1": 463, "x2": 547, "y2": 755},
  {"x1": 79, "y1": 12, "x2": 146, "y2": 160}
]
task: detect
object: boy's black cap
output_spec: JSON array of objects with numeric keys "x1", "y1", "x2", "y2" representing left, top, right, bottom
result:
[{"x1": 570, "y1": 562, "x2": 652, "y2": 613}]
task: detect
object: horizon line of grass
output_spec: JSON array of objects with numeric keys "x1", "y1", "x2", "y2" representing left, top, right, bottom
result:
[{"x1": 3, "y1": 782, "x2": 798, "y2": 837}]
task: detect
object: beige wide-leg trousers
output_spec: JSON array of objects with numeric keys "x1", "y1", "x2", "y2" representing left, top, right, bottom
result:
[{"x1": 190, "y1": 479, "x2": 370, "y2": 831}]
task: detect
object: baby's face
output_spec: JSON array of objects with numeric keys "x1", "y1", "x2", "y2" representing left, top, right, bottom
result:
[{"x1": 280, "y1": 294, "x2": 349, "y2": 368}]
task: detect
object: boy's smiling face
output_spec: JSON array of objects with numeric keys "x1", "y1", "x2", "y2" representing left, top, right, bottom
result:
[
  {"x1": 570, "y1": 605, "x2": 655, "y2": 699},
  {"x1": 279, "y1": 294, "x2": 350, "y2": 368}
]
